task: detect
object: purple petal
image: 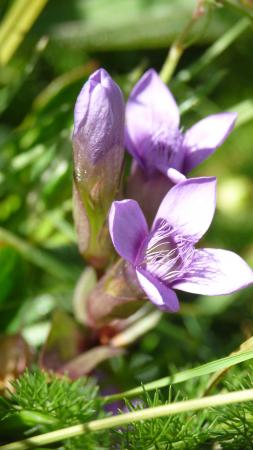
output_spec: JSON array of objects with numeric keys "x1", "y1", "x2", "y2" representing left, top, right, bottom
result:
[
  {"x1": 183, "y1": 112, "x2": 237, "y2": 173},
  {"x1": 153, "y1": 177, "x2": 216, "y2": 243},
  {"x1": 172, "y1": 248, "x2": 253, "y2": 295},
  {"x1": 136, "y1": 268, "x2": 180, "y2": 312},
  {"x1": 125, "y1": 69, "x2": 179, "y2": 165},
  {"x1": 167, "y1": 168, "x2": 186, "y2": 184},
  {"x1": 109, "y1": 200, "x2": 148, "y2": 264}
]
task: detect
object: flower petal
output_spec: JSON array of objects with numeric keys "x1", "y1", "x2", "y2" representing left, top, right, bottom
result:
[
  {"x1": 125, "y1": 69, "x2": 179, "y2": 164},
  {"x1": 172, "y1": 248, "x2": 253, "y2": 295},
  {"x1": 136, "y1": 268, "x2": 180, "y2": 311},
  {"x1": 109, "y1": 200, "x2": 148, "y2": 264},
  {"x1": 183, "y1": 112, "x2": 237, "y2": 173},
  {"x1": 167, "y1": 168, "x2": 186, "y2": 184},
  {"x1": 153, "y1": 177, "x2": 216, "y2": 242}
]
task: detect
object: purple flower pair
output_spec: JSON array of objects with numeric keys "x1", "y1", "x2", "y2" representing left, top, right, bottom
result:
[
  {"x1": 73, "y1": 67, "x2": 253, "y2": 313},
  {"x1": 110, "y1": 69, "x2": 251, "y2": 311}
]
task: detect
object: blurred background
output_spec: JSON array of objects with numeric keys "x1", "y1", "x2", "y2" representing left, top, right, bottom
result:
[{"x1": 0, "y1": 0, "x2": 253, "y2": 389}]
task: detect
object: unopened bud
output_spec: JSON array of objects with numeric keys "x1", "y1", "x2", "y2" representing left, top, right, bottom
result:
[{"x1": 72, "y1": 68, "x2": 125, "y2": 268}]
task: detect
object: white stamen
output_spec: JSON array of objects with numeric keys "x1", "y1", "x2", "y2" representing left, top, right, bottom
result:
[{"x1": 141, "y1": 220, "x2": 194, "y2": 283}]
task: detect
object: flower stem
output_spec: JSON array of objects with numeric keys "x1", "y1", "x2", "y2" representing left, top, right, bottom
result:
[
  {"x1": 110, "y1": 309, "x2": 162, "y2": 347},
  {"x1": 160, "y1": 42, "x2": 184, "y2": 85},
  {"x1": 160, "y1": 0, "x2": 205, "y2": 83},
  {"x1": 2, "y1": 389, "x2": 253, "y2": 449}
]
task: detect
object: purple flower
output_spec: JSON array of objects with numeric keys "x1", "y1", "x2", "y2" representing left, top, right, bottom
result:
[
  {"x1": 109, "y1": 178, "x2": 253, "y2": 311},
  {"x1": 125, "y1": 69, "x2": 237, "y2": 183}
]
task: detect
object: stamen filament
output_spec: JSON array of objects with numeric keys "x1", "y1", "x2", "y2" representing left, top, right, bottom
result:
[{"x1": 141, "y1": 220, "x2": 194, "y2": 283}]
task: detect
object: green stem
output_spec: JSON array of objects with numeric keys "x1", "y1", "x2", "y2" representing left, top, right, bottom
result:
[
  {"x1": 160, "y1": 43, "x2": 184, "y2": 84},
  {"x1": 160, "y1": 0, "x2": 205, "y2": 83},
  {"x1": 2, "y1": 389, "x2": 253, "y2": 449}
]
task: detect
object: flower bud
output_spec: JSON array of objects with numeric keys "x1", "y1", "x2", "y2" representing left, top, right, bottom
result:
[{"x1": 72, "y1": 68, "x2": 125, "y2": 268}]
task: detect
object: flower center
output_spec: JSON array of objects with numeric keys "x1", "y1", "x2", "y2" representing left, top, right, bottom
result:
[
  {"x1": 138, "y1": 220, "x2": 195, "y2": 284},
  {"x1": 147, "y1": 128, "x2": 184, "y2": 176}
]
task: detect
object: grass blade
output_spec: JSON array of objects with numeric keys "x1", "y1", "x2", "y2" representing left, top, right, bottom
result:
[
  {"x1": 105, "y1": 348, "x2": 253, "y2": 402},
  {"x1": 0, "y1": 0, "x2": 48, "y2": 66}
]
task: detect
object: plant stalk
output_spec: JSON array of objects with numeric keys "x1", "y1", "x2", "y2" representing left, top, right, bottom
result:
[
  {"x1": 2, "y1": 389, "x2": 253, "y2": 449},
  {"x1": 160, "y1": 0, "x2": 206, "y2": 83}
]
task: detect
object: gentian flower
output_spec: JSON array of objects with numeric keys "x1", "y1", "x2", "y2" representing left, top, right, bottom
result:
[
  {"x1": 72, "y1": 68, "x2": 125, "y2": 267},
  {"x1": 125, "y1": 69, "x2": 237, "y2": 182},
  {"x1": 109, "y1": 177, "x2": 253, "y2": 311}
]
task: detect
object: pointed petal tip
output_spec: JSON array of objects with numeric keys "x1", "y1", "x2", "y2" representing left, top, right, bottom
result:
[
  {"x1": 73, "y1": 69, "x2": 110, "y2": 134},
  {"x1": 223, "y1": 110, "x2": 238, "y2": 122},
  {"x1": 183, "y1": 112, "x2": 238, "y2": 173},
  {"x1": 89, "y1": 67, "x2": 110, "y2": 83},
  {"x1": 130, "y1": 68, "x2": 158, "y2": 93},
  {"x1": 214, "y1": 111, "x2": 238, "y2": 134},
  {"x1": 143, "y1": 68, "x2": 158, "y2": 77}
]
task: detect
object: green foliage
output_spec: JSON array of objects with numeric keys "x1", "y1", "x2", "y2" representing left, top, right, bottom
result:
[
  {"x1": 210, "y1": 366, "x2": 253, "y2": 450},
  {"x1": 2, "y1": 365, "x2": 253, "y2": 448},
  {"x1": 0, "y1": 370, "x2": 109, "y2": 449},
  {"x1": 115, "y1": 388, "x2": 212, "y2": 449},
  {"x1": 112, "y1": 364, "x2": 253, "y2": 449}
]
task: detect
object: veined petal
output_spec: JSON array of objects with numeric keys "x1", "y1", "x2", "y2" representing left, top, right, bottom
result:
[
  {"x1": 136, "y1": 268, "x2": 180, "y2": 312},
  {"x1": 109, "y1": 200, "x2": 148, "y2": 264},
  {"x1": 172, "y1": 248, "x2": 253, "y2": 295},
  {"x1": 183, "y1": 112, "x2": 237, "y2": 173},
  {"x1": 153, "y1": 177, "x2": 216, "y2": 243},
  {"x1": 125, "y1": 69, "x2": 179, "y2": 163}
]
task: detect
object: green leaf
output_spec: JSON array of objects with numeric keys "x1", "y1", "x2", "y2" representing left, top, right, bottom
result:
[{"x1": 48, "y1": 0, "x2": 239, "y2": 51}]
